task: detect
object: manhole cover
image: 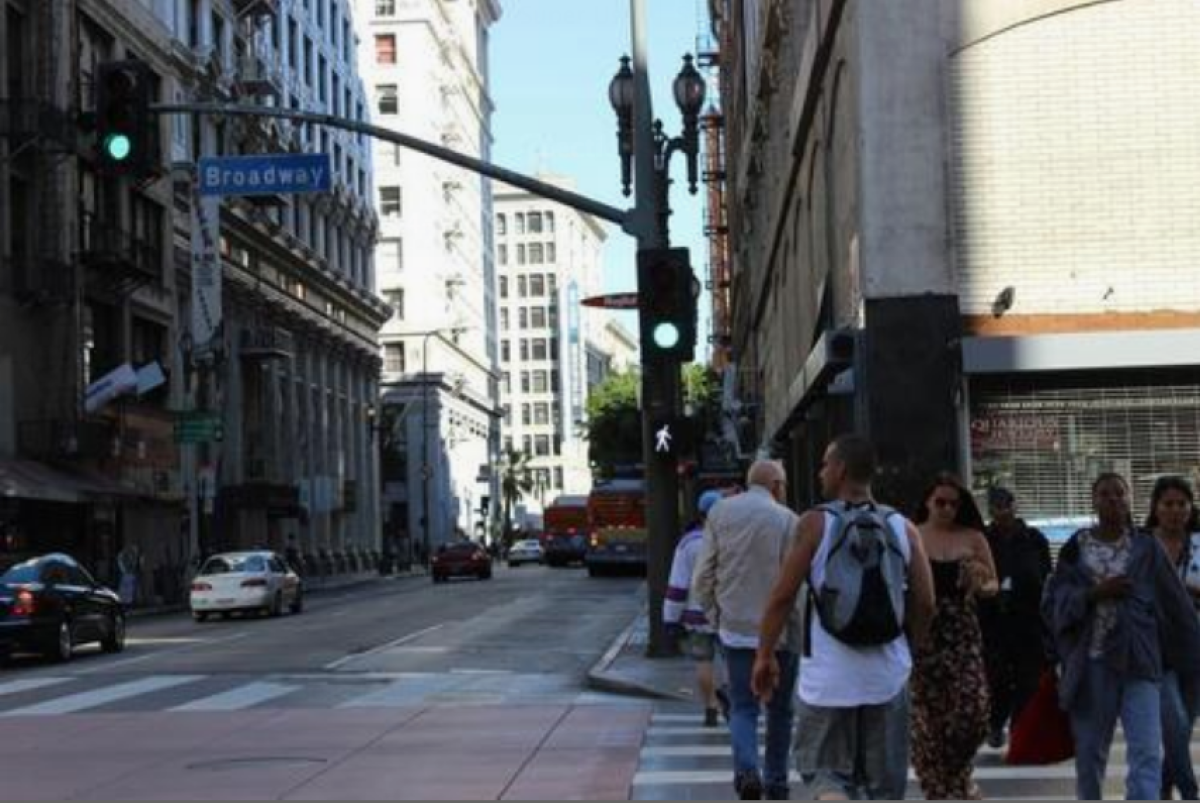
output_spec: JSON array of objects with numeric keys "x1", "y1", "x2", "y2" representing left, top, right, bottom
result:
[{"x1": 187, "y1": 756, "x2": 328, "y2": 772}]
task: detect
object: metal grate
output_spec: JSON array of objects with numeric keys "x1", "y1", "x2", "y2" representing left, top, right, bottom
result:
[{"x1": 970, "y1": 383, "x2": 1200, "y2": 526}]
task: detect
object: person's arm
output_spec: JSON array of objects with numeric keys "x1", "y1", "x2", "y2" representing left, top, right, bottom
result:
[
  {"x1": 691, "y1": 521, "x2": 719, "y2": 623},
  {"x1": 751, "y1": 511, "x2": 821, "y2": 700},
  {"x1": 965, "y1": 530, "x2": 1000, "y2": 598},
  {"x1": 904, "y1": 520, "x2": 936, "y2": 650}
]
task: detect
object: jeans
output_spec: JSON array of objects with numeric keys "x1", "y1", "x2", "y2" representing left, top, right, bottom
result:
[
  {"x1": 1161, "y1": 671, "x2": 1199, "y2": 799},
  {"x1": 1069, "y1": 659, "x2": 1162, "y2": 800},
  {"x1": 795, "y1": 689, "x2": 910, "y2": 800},
  {"x1": 724, "y1": 646, "x2": 798, "y2": 793}
]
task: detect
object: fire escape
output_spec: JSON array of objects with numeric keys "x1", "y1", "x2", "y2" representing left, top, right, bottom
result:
[{"x1": 697, "y1": 47, "x2": 732, "y2": 372}]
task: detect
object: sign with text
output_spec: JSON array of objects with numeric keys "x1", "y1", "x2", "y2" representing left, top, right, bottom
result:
[
  {"x1": 198, "y1": 153, "x2": 331, "y2": 197},
  {"x1": 581, "y1": 292, "x2": 639, "y2": 310}
]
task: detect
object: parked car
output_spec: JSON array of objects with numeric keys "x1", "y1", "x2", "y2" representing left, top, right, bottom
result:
[
  {"x1": 190, "y1": 551, "x2": 303, "y2": 621},
  {"x1": 431, "y1": 542, "x2": 492, "y2": 582},
  {"x1": 507, "y1": 539, "x2": 544, "y2": 567},
  {"x1": 0, "y1": 553, "x2": 125, "y2": 662}
]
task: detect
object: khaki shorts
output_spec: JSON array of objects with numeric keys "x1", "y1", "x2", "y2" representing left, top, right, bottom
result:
[{"x1": 683, "y1": 631, "x2": 716, "y2": 662}]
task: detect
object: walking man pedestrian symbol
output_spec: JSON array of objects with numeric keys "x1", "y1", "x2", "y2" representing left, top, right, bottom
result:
[{"x1": 655, "y1": 424, "x2": 673, "y2": 453}]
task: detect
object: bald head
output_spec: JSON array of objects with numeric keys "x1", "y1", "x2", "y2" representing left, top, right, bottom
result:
[{"x1": 747, "y1": 459, "x2": 786, "y2": 489}]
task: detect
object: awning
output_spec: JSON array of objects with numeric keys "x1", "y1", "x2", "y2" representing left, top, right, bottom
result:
[{"x1": 0, "y1": 458, "x2": 141, "y2": 504}]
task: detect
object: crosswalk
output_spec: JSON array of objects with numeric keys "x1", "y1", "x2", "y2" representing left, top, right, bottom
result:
[
  {"x1": 631, "y1": 705, "x2": 1176, "y2": 800},
  {"x1": 0, "y1": 670, "x2": 623, "y2": 717}
]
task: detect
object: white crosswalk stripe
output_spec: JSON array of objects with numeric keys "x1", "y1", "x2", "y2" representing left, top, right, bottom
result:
[
  {"x1": 0, "y1": 677, "x2": 73, "y2": 697},
  {"x1": 169, "y1": 681, "x2": 300, "y2": 712},
  {"x1": 2, "y1": 675, "x2": 205, "y2": 717}
]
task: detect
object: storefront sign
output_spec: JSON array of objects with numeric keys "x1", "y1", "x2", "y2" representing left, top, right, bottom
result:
[{"x1": 970, "y1": 413, "x2": 1060, "y2": 452}]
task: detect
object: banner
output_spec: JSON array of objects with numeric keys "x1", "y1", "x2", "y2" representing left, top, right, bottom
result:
[{"x1": 190, "y1": 191, "x2": 222, "y2": 355}]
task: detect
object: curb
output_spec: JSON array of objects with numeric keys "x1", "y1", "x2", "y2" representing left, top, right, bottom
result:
[{"x1": 585, "y1": 616, "x2": 690, "y2": 701}]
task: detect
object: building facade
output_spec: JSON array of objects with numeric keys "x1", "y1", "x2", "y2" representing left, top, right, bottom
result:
[
  {"x1": 495, "y1": 180, "x2": 609, "y2": 511},
  {"x1": 713, "y1": 0, "x2": 1200, "y2": 521},
  {"x1": 357, "y1": 0, "x2": 502, "y2": 557},
  {"x1": 0, "y1": 0, "x2": 387, "y2": 601}
]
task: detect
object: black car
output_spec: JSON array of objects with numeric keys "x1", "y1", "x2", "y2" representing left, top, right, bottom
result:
[{"x1": 0, "y1": 553, "x2": 126, "y2": 662}]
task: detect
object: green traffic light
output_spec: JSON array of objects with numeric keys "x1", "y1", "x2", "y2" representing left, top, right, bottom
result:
[
  {"x1": 103, "y1": 133, "x2": 133, "y2": 162},
  {"x1": 653, "y1": 322, "x2": 681, "y2": 350}
]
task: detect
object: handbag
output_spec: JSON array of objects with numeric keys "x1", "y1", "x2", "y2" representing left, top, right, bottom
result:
[{"x1": 1005, "y1": 668, "x2": 1075, "y2": 765}]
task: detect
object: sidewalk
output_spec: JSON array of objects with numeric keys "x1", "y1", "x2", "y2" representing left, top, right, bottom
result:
[{"x1": 586, "y1": 612, "x2": 695, "y2": 701}]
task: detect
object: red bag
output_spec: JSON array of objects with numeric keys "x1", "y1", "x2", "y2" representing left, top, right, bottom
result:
[{"x1": 1006, "y1": 669, "x2": 1075, "y2": 765}]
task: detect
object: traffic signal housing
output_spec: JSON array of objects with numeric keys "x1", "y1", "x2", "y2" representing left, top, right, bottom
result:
[
  {"x1": 637, "y1": 247, "x2": 697, "y2": 363},
  {"x1": 95, "y1": 60, "x2": 159, "y2": 179}
]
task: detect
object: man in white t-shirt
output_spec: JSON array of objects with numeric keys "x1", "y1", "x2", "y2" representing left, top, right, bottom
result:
[{"x1": 751, "y1": 435, "x2": 935, "y2": 800}]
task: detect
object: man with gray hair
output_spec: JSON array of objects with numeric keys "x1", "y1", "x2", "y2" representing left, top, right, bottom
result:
[{"x1": 693, "y1": 459, "x2": 800, "y2": 800}]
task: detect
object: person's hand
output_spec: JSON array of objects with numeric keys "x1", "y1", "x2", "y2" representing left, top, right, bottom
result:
[
  {"x1": 751, "y1": 653, "x2": 779, "y2": 703},
  {"x1": 1090, "y1": 576, "x2": 1133, "y2": 603},
  {"x1": 959, "y1": 558, "x2": 989, "y2": 594}
]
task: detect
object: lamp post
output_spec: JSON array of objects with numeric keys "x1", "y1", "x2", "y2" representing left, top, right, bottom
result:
[
  {"x1": 609, "y1": 0, "x2": 706, "y2": 657},
  {"x1": 420, "y1": 326, "x2": 468, "y2": 570}
]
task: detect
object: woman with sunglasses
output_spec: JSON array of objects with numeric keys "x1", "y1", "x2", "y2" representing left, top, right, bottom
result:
[
  {"x1": 910, "y1": 473, "x2": 998, "y2": 799},
  {"x1": 1145, "y1": 475, "x2": 1200, "y2": 800},
  {"x1": 1044, "y1": 472, "x2": 1200, "y2": 800}
]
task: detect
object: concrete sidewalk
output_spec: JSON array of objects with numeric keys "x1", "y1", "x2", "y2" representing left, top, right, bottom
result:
[{"x1": 586, "y1": 612, "x2": 695, "y2": 702}]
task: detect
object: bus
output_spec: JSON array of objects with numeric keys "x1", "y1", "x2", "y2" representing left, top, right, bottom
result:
[
  {"x1": 585, "y1": 478, "x2": 647, "y2": 577},
  {"x1": 542, "y1": 495, "x2": 590, "y2": 567}
]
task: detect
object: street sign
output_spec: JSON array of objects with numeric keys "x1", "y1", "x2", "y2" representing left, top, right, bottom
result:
[
  {"x1": 581, "y1": 292, "x2": 639, "y2": 310},
  {"x1": 198, "y1": 153, "x2": 331, "y2": 197},
  {"x1": 175, "y1": 411, "x2": 223, "y2": 444}
]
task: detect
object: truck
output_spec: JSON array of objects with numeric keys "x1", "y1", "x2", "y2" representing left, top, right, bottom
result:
[
  {"x1": 585, "y1": 477, "x2": 647, "y2": 577},
  {"x1": 541, "y1": 495, "x2": 590, "y2": 567}
]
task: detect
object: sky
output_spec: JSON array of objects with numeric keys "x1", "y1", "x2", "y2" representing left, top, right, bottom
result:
[{"x1": 489, "y1": 0, "x2": 714, "y2": 350}]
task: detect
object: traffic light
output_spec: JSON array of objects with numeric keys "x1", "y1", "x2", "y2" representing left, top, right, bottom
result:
[
  {"x1": 95, "y1": 60, "x2": 158, "y2": 178},
  {"x1": 637, "y1": 247, "x2": 698, "y2": 362}
]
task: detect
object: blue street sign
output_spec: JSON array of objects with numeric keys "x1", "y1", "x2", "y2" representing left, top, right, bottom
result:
[{"x1": 198, "y1": 153, "x2": 332, "y2": 196}]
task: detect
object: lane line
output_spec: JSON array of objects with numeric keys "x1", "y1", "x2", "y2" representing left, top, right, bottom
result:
[
  {"x1": 323, "y1": 623, "x2": 445, "y2": 670},
  {"x1": 2, "y1": 675, "x2": 205, "y2": 716}
]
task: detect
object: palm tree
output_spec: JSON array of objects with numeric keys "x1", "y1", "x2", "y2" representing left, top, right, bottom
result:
[{"x1": 497, "y1": 445, "x2": 534, "y2": 545}]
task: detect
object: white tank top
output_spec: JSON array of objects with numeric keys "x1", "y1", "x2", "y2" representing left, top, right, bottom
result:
[{"x1": 797, "y1": 506, "x2": 913, "y2": 707}]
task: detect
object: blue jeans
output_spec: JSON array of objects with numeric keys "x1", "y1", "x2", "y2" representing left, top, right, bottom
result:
[
  {"x1": 1069, "y1": 660, "x2": 1162, "y2": 800},
  {"x1": 723, "y1": 646, "x2": 798, "y2": 792},
  {"x1": 1161, "y1": 671, "x2": 1199, "y2": 799}
]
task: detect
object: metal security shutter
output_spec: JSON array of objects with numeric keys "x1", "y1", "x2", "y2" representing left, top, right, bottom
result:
[{"x1": 969, "y1": 381, "x2": 1200, "y2": 524}]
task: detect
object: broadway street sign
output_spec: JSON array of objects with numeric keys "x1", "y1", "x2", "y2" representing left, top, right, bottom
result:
[{"x1": 198, "y1": 153, "x2": 331, "y2": 197}]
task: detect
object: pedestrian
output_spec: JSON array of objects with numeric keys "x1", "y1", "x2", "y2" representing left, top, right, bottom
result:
[
  {"x1": 978, "y1": 486, "x2": 1051, "y2": 749},
  {"x1": 1145, "y1": 475, "x2": 1200, "y2": 800},
  {"x1": 910, "y1": 473, "x2": 997, "y2": 800},
  {"x1": 663, "y1": 489, "x2": 729, "y2": 727},
  {"x1": 753, "y1": 434, "x2": 935, "y2": 800},
  {"x1": 1043, "y1": 472, "x2": 1200, "y2": 800},
  {"x1": 693, "y1": 459, "x2": 801, "y2": 800},
  {"x1": 748, "y1": 434, "x2": 936, "y2": 796}
]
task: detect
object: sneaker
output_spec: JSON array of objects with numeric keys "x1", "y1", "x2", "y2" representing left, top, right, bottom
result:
[
  {"x1": 704, "y1": 707, "x2": 719, "y2": 727},
  {"x1": 715, "y1": 686, "x2": 731, "y2": 722},
  {"x1": 987, "y1": 727, "x2": 1006, "y2": 749},
  {"x1": 735, "y1": 770, "x2": 763, "y2": 800},
  {"x1": 765, "y1": 784, "x2": 790, "y2": 800}
]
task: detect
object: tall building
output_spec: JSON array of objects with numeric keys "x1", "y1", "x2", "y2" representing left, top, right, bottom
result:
[
  {"x1": 357, "y1": 0, "x2": 502, "y2": 557},
  {"x1": 0, "y1": 0, "x2": 387, "y2": 601},
  {"x1": 713, "y1": 0, "x2": 1200, "y2": 520},
  {"x1": 495, "y1": 179, "x2": 610, "y2": 511}
]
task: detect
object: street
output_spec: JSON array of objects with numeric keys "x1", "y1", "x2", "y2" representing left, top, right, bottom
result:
[{"x1": 0, "y1": 566, "x2": 651, "y2": 800}]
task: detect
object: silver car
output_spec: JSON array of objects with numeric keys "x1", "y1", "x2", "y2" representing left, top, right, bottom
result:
[{"x1": 507, "y1": 539, "x2": 544, "y2": 567}]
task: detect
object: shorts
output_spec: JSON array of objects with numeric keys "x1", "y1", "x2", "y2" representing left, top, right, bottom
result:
[
  {"x1": 794, "y1": 689, "x2": 909, "y2": 800},
  {"x1": 682, "y1": 631, "x2": 716, "y2": 662}
]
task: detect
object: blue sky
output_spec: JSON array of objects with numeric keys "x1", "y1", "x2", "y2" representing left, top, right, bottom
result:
[{"x1": 490, "y1": 0, "x2": 712, "y2": 344}]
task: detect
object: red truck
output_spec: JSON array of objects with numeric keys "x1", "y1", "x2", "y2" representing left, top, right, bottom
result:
[{"x1": 541, "y1": 495, "x2": 590, "y2": 567}]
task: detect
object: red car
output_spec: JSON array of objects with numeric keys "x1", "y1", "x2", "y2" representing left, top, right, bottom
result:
[{"x1": 431, "y1": 542, "x2": 492, "y2": 583}]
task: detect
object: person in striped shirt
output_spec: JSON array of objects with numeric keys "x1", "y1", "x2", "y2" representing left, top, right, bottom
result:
[{"x1": 664, "y1": 489, "x2": 728, "y2": 727}]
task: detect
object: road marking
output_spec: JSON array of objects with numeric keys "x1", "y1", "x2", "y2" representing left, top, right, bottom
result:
[
  {"x1": 323, "y1": 623, "x2": 445, "y2": 670},
  {"x1": 0, "y1": 677, "x2": 73, "y2": 697},
  {"x1": 2, "y1": 675, "x2": 205, "y2": 716},
  {"x1": 170, "y1": 681, "x2": 299, "y2": 712},
  {"x1": 74, "y1": 632, "x2": 252, "y2": 675}
]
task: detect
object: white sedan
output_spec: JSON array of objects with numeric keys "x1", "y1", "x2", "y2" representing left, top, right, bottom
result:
[
  {"x1": 190, "y1": 551, "x2": 303, "y2": 621},
  {"x1": 507, "y1": 539, "x2": 544, "y2": 567}
]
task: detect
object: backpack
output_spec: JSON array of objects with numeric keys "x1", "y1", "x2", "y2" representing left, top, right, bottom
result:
[{"x1": 807, "y1": 501, "x2": 908, "y2": 650}]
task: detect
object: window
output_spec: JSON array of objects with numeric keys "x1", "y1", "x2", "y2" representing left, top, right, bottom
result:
[
  {"x1": 553, "y1": 434, "x2": 563, "y2": 456},
  {"x1": 385, "y1": 289, "x2": 404, "y2": 319},
  {"x1": 551, "y1": 369, "x2": 560, "y2": 393},
  {"x1": 529, "y1": 274, "x2": 546, "y2": 297},
  {"x1": 498, "y1": 244, "x2": 507, "y2": 266},
  {"x1": 499, "y1": 276, "x2": 508, "y2": 298},
  {"x1": 531, "y1": 339, "x2": 548, "y2": 360},
  {"x1": 380, "y1": 186, "x2": 402, "y2": 216},
  {"x1": 521, "y1": 371, "x2": 531, "y2": 393},
  {"x1": 546, "y1": 242, "x2": 556, "y2": 263},
  {"x1": 522, "y1": 404, "x2": 532, "y2": 426},
  {"x1": 531, "y1": 307, "x2": 547, "y2": 328},
  {"x1": 516, "y1": 244, "x2": 526, "y2": 265},
  {"x1": 515, "y1": 213, "x2": 525, "y2": 234},
  {"x1": 523, "y1": 435, "x2": 533, "y2": 455},
  {"x1": 499, "y1": 308, "x2": 509, "y2": 330},
  {"x1": 497, "y1": 214, "x2": 506, "y2": 236},
  {"x1": 534, "y1": 403, "x2": 550, "y2": 425},
  {"x1": 549, "y1": 337, "x2": 559, "y2": 361},
  {"x1": 528, "y1": 243, "x2": 544, "y2": 264},
  {"x1": 554, "y1": 467, "x2": 564, "y2": 488},
  {"x1": 517, "y1": 275, "x2": 527, "y2": 297},
  {"x1": 518, "y1": 307, "x2": 528, "y2": 329},
  {"x1": 376, "y1": 0, "x2": 395, "y2": 16},
  {"x1": 528, "y1": 212, "x2": 543, "y2": 234},
  {"x1": 500, "y1": 339, "x2": 510, "y2": 362},
  {"x1": 376, "y1": 238, "x2": 403, "y2": 273},
  {"x1": 384, "y1": 344, "x2": 405, "y2": 373},
  {"x1": 375, "y1": 34, "x2": 396, "y2": 64},
  {"x1": 532, "y1": 370, "x2": 548, "y2": 393},
  {"x1": 376, "y1": 84, "x2": 398, "y2": 115},
  {"x1": 519, "y1": 339, "x2": 530, "y2": 361},
  {"x1": 545, "y1": 212, "x2": 555, "y2": 233},
  {"x1": 548, "y1": 274, "x2": 558, "y2": 295},
  {"x1": 534, "y1": 435, "x2": 550, "y2": 456},
  {"x1": 501, "y1": 403, "x2": 511, "y2": 421}
]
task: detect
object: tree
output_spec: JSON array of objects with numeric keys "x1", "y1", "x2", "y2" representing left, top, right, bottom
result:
[{"x1": 497, "y1": 445, "x2": 534, "y2": 544}]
